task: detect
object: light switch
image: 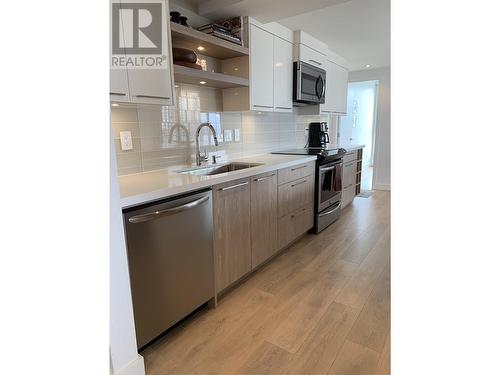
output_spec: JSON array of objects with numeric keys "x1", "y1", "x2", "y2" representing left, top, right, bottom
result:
[{"x1": 120, "y1": 131, "x2": 133, "y2": 151}]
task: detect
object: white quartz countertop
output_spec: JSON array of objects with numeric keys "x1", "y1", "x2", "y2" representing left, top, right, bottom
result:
[{"x1": 119, "y1": 153, "x2": 317, "y2": 209}]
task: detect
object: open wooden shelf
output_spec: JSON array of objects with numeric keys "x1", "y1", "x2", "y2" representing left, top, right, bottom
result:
[
  {"x1": 170, "y1": 22, "x2": 249, "y2": 60},
  {"x1": 173, "y1": 65, "x2": 249, "y2": 89}
]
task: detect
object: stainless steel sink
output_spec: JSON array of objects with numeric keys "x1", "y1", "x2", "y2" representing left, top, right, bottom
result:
[{"x1": 177, "y1": 162, "x2": 263, "y2": 176}]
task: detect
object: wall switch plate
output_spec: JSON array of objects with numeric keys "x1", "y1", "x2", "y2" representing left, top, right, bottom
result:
[
  {"x1": 234, "y1": 128, "x2": 240, "y2": 142},
  {"x1": 120, "y1": 131, "x2": 133, "y2": 151},
  {"x1": 223, "y1": 129, "x2": 233, "y2": 142}
]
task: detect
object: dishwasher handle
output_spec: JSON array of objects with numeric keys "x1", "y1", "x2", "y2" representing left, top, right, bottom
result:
[{"x1": 128, "y1": 195, "x2": 210, "y2": 224}]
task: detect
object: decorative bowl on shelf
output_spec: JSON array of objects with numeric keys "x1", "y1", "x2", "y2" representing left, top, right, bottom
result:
[{"x1": 172, "y1": 48, "x2": 197, "y2": 63}]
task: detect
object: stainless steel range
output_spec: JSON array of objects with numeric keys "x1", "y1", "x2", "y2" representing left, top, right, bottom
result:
[{"x1": 272, "y1": 147, "x2": 347, "y2": 233}]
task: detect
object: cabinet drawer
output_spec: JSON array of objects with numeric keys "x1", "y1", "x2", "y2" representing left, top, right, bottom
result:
[
  {"x1": 278, "y1": 174, "x2": 315, "y2": 217},
  {"x1": 278, "y1": 161, "x2": 315, "y2": 185},
  {"x1": 342, "y1": 160, "x2": 357, "y2": 189},
  {"x1": 341, "y1": 183, "x2": 356, "y2": 209},
  {"x1": 278, "y1": 205, "x2": 314, "y2": 249},
  {"x1": 343, "y1": 151, "x2": 357, "y2": 163}
]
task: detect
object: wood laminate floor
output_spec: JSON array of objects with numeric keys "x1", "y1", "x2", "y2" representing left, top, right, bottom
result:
[{"x1": 142, "y1": 191, "x2": 390, "y2": 375}]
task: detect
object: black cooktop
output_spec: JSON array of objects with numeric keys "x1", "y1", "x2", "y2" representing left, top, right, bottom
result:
[{"x1": 272, "y1": 147, "x2": 347, "y2": 161}]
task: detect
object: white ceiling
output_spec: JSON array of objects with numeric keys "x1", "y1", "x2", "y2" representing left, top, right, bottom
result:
[
  {"x1": 278, "y1": 0, "x2": 390, "y2": 71},
  {"x1": 177, "y1": 0, "x2": 390, "y2": 71},
  {"x1": 183, "y1": 0, "x2": 351, "y2": 22}
]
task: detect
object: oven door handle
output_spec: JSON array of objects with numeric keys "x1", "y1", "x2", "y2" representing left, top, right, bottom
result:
[
  {"x1": 318, "y1": 201, "x2": 341, "y2": 217},
  {"x1": 320, "y1": 162, "x2": 341, "y2": 172}
]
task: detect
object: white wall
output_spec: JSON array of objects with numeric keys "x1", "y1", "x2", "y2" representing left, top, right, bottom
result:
[
  {"x1": 110, "y1": 127, "x2": 145, "y2": 375},
  {"x1": 349, "y1": 67, "x2": 391, "y2": 190}
]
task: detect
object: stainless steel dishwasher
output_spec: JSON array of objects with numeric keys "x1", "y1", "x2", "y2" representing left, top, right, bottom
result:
[{"x1": 123, "y1": 189, "x2": 214, "y2": 349}]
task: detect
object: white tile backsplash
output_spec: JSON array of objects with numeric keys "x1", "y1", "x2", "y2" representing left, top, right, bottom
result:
[{"x1": 111, "y1": 83, "x2": 337, "y2": 175}]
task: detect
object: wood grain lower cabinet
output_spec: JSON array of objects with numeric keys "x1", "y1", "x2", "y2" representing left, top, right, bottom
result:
[
  {"x1": 213, "y1": 178, "x2": 252, "y2": 292},
  {"x1": 278, "y1": 174, "x2": 315, "y2": 217},
  {"x1": 278, "y1": 205, "x2": 314, "y2": 249},
  {"x1": 250, "y1": 172, "x2": 278, "y2": 269}
]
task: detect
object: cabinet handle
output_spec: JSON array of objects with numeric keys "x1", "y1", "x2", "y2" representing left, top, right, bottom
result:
[
  {"x1": 344, "y1": 162, "x2": 355, "y2": 167},
  {"x1": 110, "y1": 92, "x2": 126, "y2": 96},
  {"x1": 291, "y1": 165, "x2": 307, "y2": 171},
  {"x1": 275, "y1": 106, "x2": 292, "y2": 110},
  {"x1": 252, "y1": 104, "x2": 273, "y2": 108},
  {"x1": 219, "y1": 181, "x2": 249, "y2": 191},
  {"x1": 254, "y1": 174, "x2": 275, "y2": 182},
  {"x1": 135, "y1": 94, "x2": 171, "y2": 100},
  {"x1": 308, "y1": 59, "x2": 322, "y2": 66},
  {"x1": 291, "y1": 180, "x2": 307, "y2": 187},
  {"x1": 343, "y1": 184, "x2": 353, "y2": 189}
]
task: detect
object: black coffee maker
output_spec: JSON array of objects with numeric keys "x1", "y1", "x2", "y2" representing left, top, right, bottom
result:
[{"x1": 308, "y1": 122, "x2": 330, "y2": 148}]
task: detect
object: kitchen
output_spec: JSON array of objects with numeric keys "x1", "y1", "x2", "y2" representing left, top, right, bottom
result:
[
  {"x1": 4, "y1": 1, "x2": 499, "y2": 374},
  {"x1": 110, "y1": 0, "x2": 389, "y2": 374}
]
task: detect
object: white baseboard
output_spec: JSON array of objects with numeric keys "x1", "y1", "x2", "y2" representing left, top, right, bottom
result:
[
  {"x1": 373, "y1": 183, "x2": 391, "y2": 191},
  {"x1": 114, "y1": 355, "x2": 145, "y2": 375}
]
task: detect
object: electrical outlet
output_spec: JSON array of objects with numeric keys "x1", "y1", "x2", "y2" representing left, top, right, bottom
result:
[
  {"x1": 120, "y1": 131, "x2": 133, "y2": 151},
  {"x1": 234, "y1": 128, "x2": 240, "y2": 142}
]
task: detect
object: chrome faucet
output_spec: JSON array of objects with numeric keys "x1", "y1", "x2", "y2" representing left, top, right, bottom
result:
[{"x1": 195, "y1": 122, "x2": 219, "y2": 166}]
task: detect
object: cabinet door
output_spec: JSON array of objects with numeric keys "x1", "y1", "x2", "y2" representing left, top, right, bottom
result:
[
  {"x1": 128, "y1": 68, "x2": 174, "y2": 105},
  {"x1": 110, "y1": 69, "x2": 130, "y2": 102},
  {"x1": 109, "y1": 0, "x2": 130, "y2": 102},
  {"x1": 250, "y1": 24, "x2": 274, "y2": 111},
  {"x1": 328, "y1": 61, "x2": 348, "y2": 114},
  {"x1": 251, "y1": 172, "x2": 278, "y2": 269},
  {"x1": 273, "y1": 37, "x2": 293, "y2": 112},
  {"x1": 299, "y1": 44, "x2": 326, "y2": 68},
  {"x1": 213, "y1": 178, "x2": 252, "y2": 292},
  {"x1": 127, "y1": 0, "x2": 174, "y2": 106}
]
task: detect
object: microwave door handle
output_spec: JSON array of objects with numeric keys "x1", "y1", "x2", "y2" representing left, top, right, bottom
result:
[{"x1": 316, "y1": 75, "x2": 325, "y2": 100}]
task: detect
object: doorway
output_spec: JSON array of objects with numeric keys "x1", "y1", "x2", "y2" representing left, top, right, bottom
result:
[{"x1": 338, "y1": 80, "x2": 378, "y2": 191}]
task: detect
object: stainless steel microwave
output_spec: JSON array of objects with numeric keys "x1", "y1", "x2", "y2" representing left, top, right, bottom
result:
[{"x1": 293, "y1": 61, "x2": 326, "y2": 105}]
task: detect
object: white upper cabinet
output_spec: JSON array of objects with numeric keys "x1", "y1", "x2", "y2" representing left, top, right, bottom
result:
[
  {"x1": 110, "y1": 0, "x2": 174, "y2": 106},
  {"x1": 327, "y1": 61, "x2": 348, "y2": 114},
  {"x1": 109, "y1": 0, "x2": 130, "y2": 102},
  {"x1": 249, "y1": 24, "x2": 274, "y2": 111},
  {"x1": 293, "y1": 30, "x2": 349, "y2": 116},
  {"x1": 273, "y1": 37, "x2": 293, "y2": 112},
  {"x1": 293, "y1": 30, "x2": 328, "y2": 66},
  {"x1": 128, "y1": 67, "x2": 174, "y2": 105},
  {"x1": 297, "y1": 43, "x2": 326, "y2": 68},
  {"x1": 110, "y1": 62, "x2": 131, "y2": 102},
  {"x1": 321, "y1": 60, "x2": 348, "y2": 114}
]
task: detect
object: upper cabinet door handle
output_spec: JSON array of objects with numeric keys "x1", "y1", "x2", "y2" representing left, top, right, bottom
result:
[
  {"x1": 308, "y1": 59, "x2": 322, "y2": 66},
  {"x1": 110, "y1": 92, "x2": 126, "y2": 96},
  {"x1": 135, "y1": 95, "x2": 171, "y2": 100}
]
